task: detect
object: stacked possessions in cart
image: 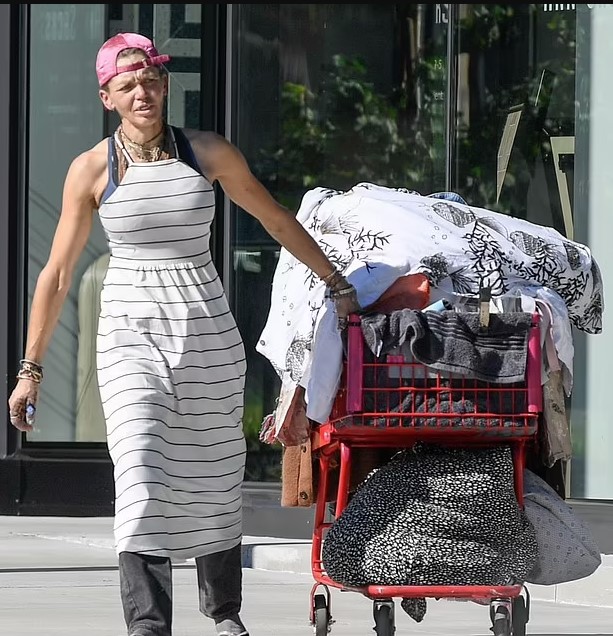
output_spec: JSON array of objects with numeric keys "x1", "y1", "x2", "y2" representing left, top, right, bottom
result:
[
  {"x1": 319, "y1": 300, "x2": 602, "y2": 622},
  {"x1": 356, "y1": 298, "x2": 572, "y2": 464},
  {"x1": 257, "y1": 183, "x2": 603, "y2": 449},
  {"x1": 256, "y1": 183, "x2": 604, "y2": 618}
]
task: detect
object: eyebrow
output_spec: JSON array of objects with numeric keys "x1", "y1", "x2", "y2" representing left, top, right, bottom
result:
[{"x1": 115, "y1": 70, "x2": 162, "y2": 88}]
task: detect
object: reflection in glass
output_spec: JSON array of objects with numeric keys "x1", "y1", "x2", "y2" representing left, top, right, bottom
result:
[
  {"x1": 231, "y1": 4, "x2": 450, "y2": 480},
  {"x1": 454, "y1": 4, "x2": 577, "y2": 235},
  {"x1": 27, "y1": 4, "x2": 107, "y2": 442},
  {"x1": 451, "y1": 5, "x2": 613, "y2": 499}
]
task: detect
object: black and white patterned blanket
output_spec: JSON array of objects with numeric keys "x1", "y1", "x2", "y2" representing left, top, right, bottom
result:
[{"x1": 321, "y1": 443, "x2": 538, "y2": 622}]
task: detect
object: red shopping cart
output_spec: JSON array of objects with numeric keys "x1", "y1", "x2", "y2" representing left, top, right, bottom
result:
[{"x1": 309, "y1": 310, "x2": 542, "y2": 636}]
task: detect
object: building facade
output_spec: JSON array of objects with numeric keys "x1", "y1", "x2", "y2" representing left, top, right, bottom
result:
[{"x1": 0, "y1": 4, "x2": 612, "y2": 546}]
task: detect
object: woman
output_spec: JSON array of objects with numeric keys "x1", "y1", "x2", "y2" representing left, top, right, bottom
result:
[{"x1": 7, "y1": 32, "x2": 359, "y2": 636}]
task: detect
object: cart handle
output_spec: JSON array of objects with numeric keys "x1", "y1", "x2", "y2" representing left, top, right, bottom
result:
[
  {"x1": 526, "y1": 313, "x2": 542, "y2": 413},
  {"x1": 346, "y1": 313, "x2": 363, "y2": 413}
]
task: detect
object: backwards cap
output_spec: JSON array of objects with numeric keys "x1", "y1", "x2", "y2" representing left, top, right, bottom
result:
[{"x1": 96, "y1": 33, "x2": 171, "y2": 87}]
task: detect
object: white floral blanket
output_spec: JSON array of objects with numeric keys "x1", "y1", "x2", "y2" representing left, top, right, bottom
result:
[{"x1": 256, "y1": 183, "x2": 603, "y2": 431}]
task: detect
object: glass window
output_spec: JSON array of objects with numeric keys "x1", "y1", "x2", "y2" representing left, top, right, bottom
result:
[
  {"x1": 26, "y1": 4, "x2": 204, "y2": 442},
  {"x1": 22, "y1": 4, "x2": 612, "y2": 501},
  {"x1": 27, "y1": 4, "x2": 107, "y2": 442},
  {"x1": 572, "y1": 4, "x2": 613, "y2": 499},
  {"x1": 230, "y1": 4, "x2": 450, "y2": 479},
  {"x1": 453, "y1": 3, "x2": 576, "y2": 235},
  {"x1": 452, "y1": 4, "x2": 611, "y2": 500}
]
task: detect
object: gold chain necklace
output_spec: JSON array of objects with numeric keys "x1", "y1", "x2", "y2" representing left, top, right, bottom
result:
[{"x1": 119, "y1": 125, "x2": 167, "y2": 162}]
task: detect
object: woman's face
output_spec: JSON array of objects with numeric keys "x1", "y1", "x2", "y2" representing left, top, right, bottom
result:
[{"x1": 99, "y1": 53, "x2": 168, "y2": 125}]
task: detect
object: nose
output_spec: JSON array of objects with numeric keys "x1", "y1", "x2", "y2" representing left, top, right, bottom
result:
[{"x1": 133, "y1": 82, "x2": 148, "y2": 98}]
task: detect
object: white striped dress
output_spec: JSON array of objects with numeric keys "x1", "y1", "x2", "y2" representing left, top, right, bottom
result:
[{"x1": 96, "y1": 129, "x2": 247, "y2": 561}]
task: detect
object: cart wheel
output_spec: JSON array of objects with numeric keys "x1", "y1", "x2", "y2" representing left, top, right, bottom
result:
[
  {"x1": 313, "y1": 593, "x2": 330, "y2": 636},
  {"x1": 373, "y1": 600, "x2": 395, "y2": 636},
  {"x1": 512, "y1": 595, "x2": 528, "y2": 636},
  {"x1": 491, "y1": 604, "x2": 512, "y2": 636}
]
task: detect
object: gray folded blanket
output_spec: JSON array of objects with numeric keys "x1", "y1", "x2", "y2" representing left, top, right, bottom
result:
[{"x1": 360, "y1": 309, "x2": 533, "y2": 384}]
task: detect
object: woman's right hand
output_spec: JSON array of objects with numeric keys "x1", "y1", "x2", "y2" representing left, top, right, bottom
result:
[
  {"x1": 8, "y1": 378, "x2": 40, "y2": 432},
  {"x1": 332, "y1": 284, "x2": 361, "y2": 330},
  {"x1": 325, "y1": 271, "x2": 361, "y2": 330}
]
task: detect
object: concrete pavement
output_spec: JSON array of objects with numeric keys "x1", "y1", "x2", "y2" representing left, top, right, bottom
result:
[
  {"x1": 5, "y1": 566, "x2": 613, "y2": 636},
  {"x1": 1, "y1": 515, "x2": 613, "y2": 635}
]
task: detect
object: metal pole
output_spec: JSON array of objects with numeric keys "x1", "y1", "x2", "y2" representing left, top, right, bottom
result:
[{"x1": 445, "y1": 3, "x2": 459, "y2": 191}]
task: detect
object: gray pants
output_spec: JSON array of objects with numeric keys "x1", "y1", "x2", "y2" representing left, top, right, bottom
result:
[{"x1": 119, "y1": 543, "x2": 243, "y2": 636}]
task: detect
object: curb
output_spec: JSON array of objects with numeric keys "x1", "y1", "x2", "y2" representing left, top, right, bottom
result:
[{"x1": 243, "y1": 540, "x2": 312, "y2": 573}]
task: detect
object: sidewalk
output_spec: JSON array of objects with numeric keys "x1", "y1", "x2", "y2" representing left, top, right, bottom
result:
[
  {"x1": 1, "y1": 515, "x2": 612, "y2": 609},
  {"x1": 5, "y1": 563, "x2": 613, "y2": 636}
]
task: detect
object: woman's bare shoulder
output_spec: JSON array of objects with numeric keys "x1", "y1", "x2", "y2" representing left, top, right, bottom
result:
[
  {"x1": 65, "y1": 138, "x2": 111, "y2": 206},
  {"x1": 177, "y1": 128, "x2": 244, "y2": 181},
  {"x1": 69, "y1": 138, "x2": 109, "y2": 176},
  {"x1": 179, "y1": 127, "x2": 229, "y2": 153},
  {"x1": 179, "y1": 127, "x2": 223, "y2": 142},
  {"x1": 176, "y1": 127, "x2": 237, "y2": 180}
]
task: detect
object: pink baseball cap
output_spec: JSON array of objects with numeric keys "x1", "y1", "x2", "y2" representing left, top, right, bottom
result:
[{"x1": 96, "y1": 33, "x2": 171, "y2": 87}]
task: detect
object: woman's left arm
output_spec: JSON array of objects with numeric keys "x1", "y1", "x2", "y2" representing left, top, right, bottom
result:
[
  {"x1": 191, "y1": 131, "x2": 361, "y2": 322},
  {"x1": 210, "y1": 136, "x2": 337, "y2": 279}
]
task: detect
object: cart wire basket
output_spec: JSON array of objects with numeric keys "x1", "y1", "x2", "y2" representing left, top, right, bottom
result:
[{"x1": 309, "y1": 311, "x2": 542, "y2": 636}]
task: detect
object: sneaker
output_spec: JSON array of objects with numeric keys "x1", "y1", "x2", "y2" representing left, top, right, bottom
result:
[{"x1": 215, "y1": 615, "x2": 249, "y2": 636}]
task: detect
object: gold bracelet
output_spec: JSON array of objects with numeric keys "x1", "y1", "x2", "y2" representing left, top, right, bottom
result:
[
  {"x1": 321, "y1": 269, "x2": 342, "y2": 286},
  {"x1": 328, "y1": 274, "x2": 351, "y2": 291},
  {"x1": 18, "y1": 359, "x2": 43, "y2": 380},
  {"x1": 322, "y1": 270, "x2": 345, "y2": 289}
]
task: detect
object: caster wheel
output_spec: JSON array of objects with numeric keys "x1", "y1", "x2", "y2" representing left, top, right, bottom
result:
[
  {"x1": 512, "y1": 595, "x2": 529, "y2": 636},
  {"x1": 373, "y1": 600, "x2": 395, "y2": 636},
  {"x1": 491, "y1": 604, "x2": 512, "y2": 636},
  {"x1": 313, "y1": 593, "x2": 330, "y2": 636}
]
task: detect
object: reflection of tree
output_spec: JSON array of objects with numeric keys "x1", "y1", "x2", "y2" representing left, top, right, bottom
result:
[
  {"x1": 242, "y1": 4, "x2": 581, "y2": 479},
  {"x1": 455, "y1": 5, "x2": 577, "y2": 216},
  {"x1": 245, "y1": 437, "x2": 281, "y2": 482},
  {"x1": 253, "y1": 5, "x2": 579, "y2": 220},
  {"x1": 255, "y1": 52, "x2": 446, "y2": 210}
]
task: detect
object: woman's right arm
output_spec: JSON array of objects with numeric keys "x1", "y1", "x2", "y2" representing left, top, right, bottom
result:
[{"x1": 8, "y1": 151, "x2": 100, "y2": 431}]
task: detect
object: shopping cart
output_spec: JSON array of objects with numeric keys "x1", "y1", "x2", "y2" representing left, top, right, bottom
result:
[{"x1": 309, "y1": 310, "x2": 543, "y2": 636}]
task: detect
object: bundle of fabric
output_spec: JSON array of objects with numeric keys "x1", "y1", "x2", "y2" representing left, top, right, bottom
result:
[
  {"x1": 257, "y1": 183, "x2": 603, "y2": 442},
  {"x1": 523, "y1": 469, "x2": 601, "y2": 585},
  {"x1": 321, "y1": 443, "x2": 538, "y2": 622}
]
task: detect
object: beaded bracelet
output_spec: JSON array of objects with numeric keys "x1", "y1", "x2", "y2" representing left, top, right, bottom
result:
[
  {"x1": 17, "y1": 358, "x2": 44, "y2": 383},
  {"x1": 17, "y1": 369, "x2": 42, "y2": 383},
  {"x1": 329, "y1": 284, "x2": 357, "y2": 300}
]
